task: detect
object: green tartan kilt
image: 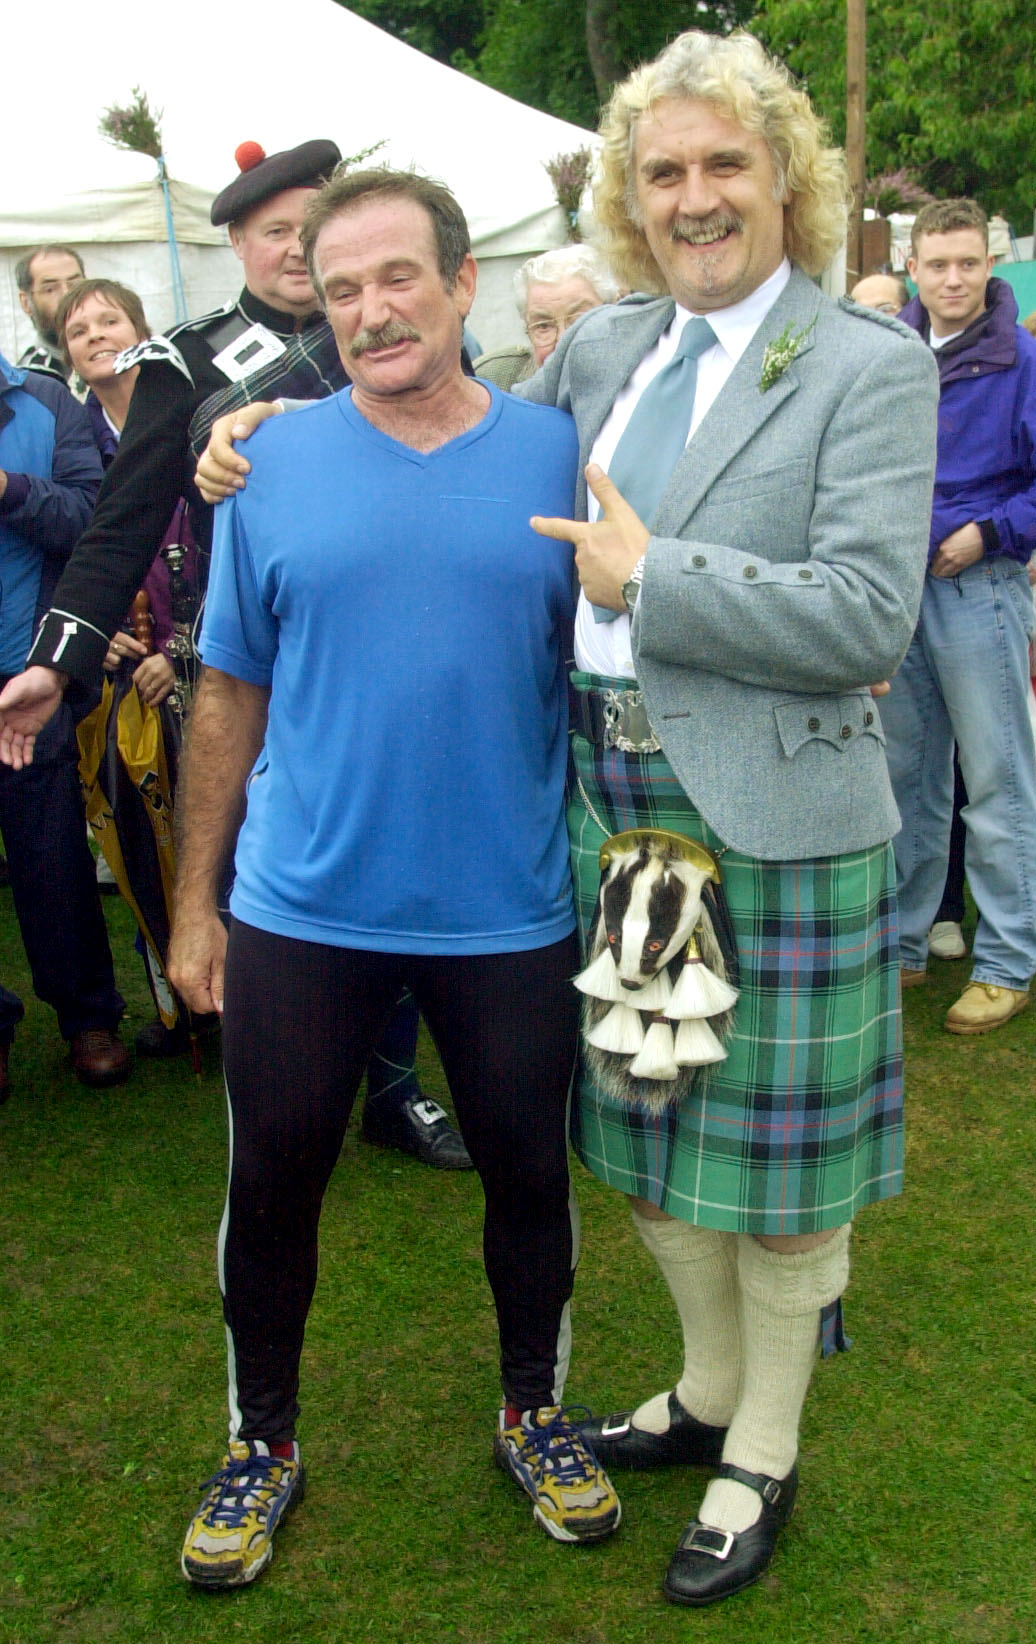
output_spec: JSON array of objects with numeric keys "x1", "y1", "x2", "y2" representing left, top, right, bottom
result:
[{"x1": 568, "y1": 680, "x2": 905, "y2": 1236}]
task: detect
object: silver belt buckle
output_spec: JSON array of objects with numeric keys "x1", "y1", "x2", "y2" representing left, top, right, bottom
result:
[{"x1": 601, "y1": 687, "x2": 661, "y2": 754}]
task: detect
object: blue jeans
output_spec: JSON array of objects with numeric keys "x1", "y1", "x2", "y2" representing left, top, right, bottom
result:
[{"x1": 881, "y1": 559, "x2": 1036, "y2": 989}]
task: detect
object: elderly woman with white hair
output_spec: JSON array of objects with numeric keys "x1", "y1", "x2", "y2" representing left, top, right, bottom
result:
[{"x1": 474, "y1": 243, "x2": 622, "y2": 389}]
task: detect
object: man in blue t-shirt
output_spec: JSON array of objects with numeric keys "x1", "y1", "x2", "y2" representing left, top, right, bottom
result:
[{"x1": 168, "y1": 168, "x2": 620, "y2": 1591}]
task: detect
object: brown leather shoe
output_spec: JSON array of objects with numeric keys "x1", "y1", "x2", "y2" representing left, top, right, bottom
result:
[
  {"x1": 944, "y1": 982, "x2": 1029, "y2": 1036},
  {"x1": 71, "y1": 1028, "x2": 131, "y2": 1087},
  {"x1": 900, "y1": 967, "x2": 928, "y2": 989},
  {"x1": 0, "y1": 1040, "x2": 10, "y2": 1104}
]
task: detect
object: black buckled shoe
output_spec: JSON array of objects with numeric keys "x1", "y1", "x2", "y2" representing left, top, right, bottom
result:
[
  {"x1": 579, "y1": 1392, "x2": 726, "y2": 1470},
  {"x1": 362, "y1": 1094, "x2": 474, "y2": 1171},
  {"x1": 663, "y1": 1462, "x2": 799, "y2": 1606}
]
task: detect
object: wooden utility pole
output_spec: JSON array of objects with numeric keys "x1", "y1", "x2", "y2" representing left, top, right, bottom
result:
[{"x1": 846, "y1": 0, "x2": 866, "y2": 290}]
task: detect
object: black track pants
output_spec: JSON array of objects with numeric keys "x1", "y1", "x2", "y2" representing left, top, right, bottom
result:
[{"x1": 218, "y1": 920, "x2": 580, "y2": 1441}]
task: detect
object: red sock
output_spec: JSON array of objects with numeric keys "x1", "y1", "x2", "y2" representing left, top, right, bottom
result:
[
  {"x1": 268, "y1": 1440, "x2": 295, "y2": 1459},
  {"x1": 504, "y1": 1404, "x2": 525, "y2": 1428}
]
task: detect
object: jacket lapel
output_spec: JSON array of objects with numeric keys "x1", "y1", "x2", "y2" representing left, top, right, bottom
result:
[{"x1": 653, "y1": 269, "x2": 823, "y2": 538}]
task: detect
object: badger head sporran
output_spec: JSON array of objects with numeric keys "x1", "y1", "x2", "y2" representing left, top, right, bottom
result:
[{"x1": 574, "y1": 829, "x2": 740, "y2": 1112}]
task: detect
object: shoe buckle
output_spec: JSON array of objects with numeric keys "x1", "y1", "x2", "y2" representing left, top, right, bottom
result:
[
  {"x1": 599, "y1": 1415, "x2": 631, "y2": 1438},
  {"x1": 761, "y1": 1478, "x2": 782, "y2": 1506},
  {"x1": 684, "y1": 1524, "x2": 734, "y2": 1561}
]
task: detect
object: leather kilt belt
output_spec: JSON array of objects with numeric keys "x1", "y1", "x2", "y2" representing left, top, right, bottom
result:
[{"x1": 569, "y1": 680, "x2": 661, "y2": 755}]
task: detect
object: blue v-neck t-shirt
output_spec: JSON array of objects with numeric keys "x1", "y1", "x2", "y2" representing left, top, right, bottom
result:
[{"x1": 200, "y1": 383, "x2": 579, "y2": 955}]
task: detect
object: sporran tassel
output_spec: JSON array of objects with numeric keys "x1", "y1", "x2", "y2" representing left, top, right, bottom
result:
[
  {"x1": 674, "y1": 1014, "x2": 728, "y2": 1067},
  {"x1": 585, "y1": 1002, "x2": 646, "y2": 1055},
  {"x1": 667, "y1": 943, "x2": 739, "y2": 1019},
  {"x1": 629, "y1": 1016, "x2": 679, "y2": 1080},
  {"x1": 574, "y1": 947, "x2": 629, "y2": 1002},
  {"x1": 626, "y1": 967, "x2": 673, "y2": 1013}
]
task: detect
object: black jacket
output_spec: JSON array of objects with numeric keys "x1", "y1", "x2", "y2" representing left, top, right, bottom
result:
[{"x1": 28, "y1": 288, "x2": 324, "y2": 688}]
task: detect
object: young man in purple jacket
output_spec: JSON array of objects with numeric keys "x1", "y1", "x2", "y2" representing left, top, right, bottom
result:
[{"x1": 881, "y1": 197, "x2": 1036, "y2": 1034}]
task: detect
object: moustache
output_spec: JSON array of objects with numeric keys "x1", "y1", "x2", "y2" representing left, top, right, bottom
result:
[
  {"x1": 670, "y1": 213, "x2": 743, "y2": 246},
  {"x1": 349, "y1": 320, "x2": 421, "y2": 358}
]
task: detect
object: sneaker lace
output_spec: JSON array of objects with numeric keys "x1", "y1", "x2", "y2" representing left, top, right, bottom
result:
[
  {"x1": 199, "y1": 1453, "x2": 286, "y2": 1527},
  {"x1": 515, "y1": 1405, "x2": 598, "y2": 1481}
]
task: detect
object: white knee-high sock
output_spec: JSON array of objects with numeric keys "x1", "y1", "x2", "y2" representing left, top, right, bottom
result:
[
  {"x1": 698, "y1": 1226, "x2": 851, "y2": 1535},
  {"x1": 628, "y1": 1207, "x2": 741, "y2": 1430}
]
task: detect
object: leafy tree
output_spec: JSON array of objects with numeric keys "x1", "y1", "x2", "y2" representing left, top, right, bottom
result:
[
  {"x1": 477, "y1": 1, "x2": 756, "y2": 129},
  {"x1": 344, "y1": 1, "x2": 484, "y2": 68},
  {"x1": 754, "y1": 0, "x2": 1036, "y2": 234},
  {"x1": 344, "y1": 1, "x2": 757, "y2": 131}
]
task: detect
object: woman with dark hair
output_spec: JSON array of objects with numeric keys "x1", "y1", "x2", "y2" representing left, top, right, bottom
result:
[
  {"x1": 58, "y1": 278, "x2": 200, "y2": 1054},
  {"x1": 58, "y1": 278, "x2": 191, "y2": 712}
]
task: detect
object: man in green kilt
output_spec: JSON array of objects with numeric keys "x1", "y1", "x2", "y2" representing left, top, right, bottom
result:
[{"x1": 524, "y1": 29, "x2": 939, "y2": 1604}]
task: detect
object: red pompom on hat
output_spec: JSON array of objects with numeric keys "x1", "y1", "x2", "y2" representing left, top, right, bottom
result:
[{"x1": 234, "y1": 141, "x2": 266, "y2": 173}]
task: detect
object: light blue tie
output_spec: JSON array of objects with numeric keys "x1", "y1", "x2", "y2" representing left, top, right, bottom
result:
[{"x1": 593, "y1": 316, "x2": 716, "y2": 623}]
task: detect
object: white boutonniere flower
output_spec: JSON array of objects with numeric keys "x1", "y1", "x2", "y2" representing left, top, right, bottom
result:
[{"x1": 759, "y1": 319, "x2": 816, "y2": 391}]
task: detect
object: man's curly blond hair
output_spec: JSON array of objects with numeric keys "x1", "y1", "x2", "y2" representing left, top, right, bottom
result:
[{"x1": 594, "y1": 30, "x2": 849, "y2": 293}]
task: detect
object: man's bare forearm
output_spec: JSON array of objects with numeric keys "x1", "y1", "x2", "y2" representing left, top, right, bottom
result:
[{"x1": 174, "y1": 666, "x2": 270, "y2": 917}]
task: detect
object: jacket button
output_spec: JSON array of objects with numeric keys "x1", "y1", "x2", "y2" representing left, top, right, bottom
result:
[
  {"x1": 840, "y1": 725, "x2": 852, "y2": 739},
  {"x1": 743, "y1": 565, "x2": 758, "y2": 579},
  {"x1": 864, "y1": 711, "x2": 874, "y2": 725},
  {"x1": 798, "y1": 568, "x2": 813, "y2": 579},
  {"x1": 807, "y1": 716, "x2": 821, "y2": 731},
  {"x1": 692, "y1": 554, "x2": 706, "y2": 567}
]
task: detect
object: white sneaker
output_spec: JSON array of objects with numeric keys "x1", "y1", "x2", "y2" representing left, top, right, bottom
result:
[{"x1": 928, "y1": 921, "x2": 966, "y2": 960}]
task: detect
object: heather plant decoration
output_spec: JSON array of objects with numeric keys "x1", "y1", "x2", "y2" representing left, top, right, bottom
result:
[
  {"x1": 97, "y1": 86, "x2": 186, "y2": 322},
  {"x1": 545, "y1": 147, "x2": 594, "y2": 240},
  {"x1": 99, "y1": 87, "x2": 164, "y2": 160},
  {"x1": 863, "y1": 169, "x2": 937, "y2": 217}
]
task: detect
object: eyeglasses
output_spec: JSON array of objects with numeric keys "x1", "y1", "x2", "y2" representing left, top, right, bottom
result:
[
  {"x1": 526, "y1": 304, "x2": 597, "y2": 347},
  {"x1": 873, "y1": 301, "x2": 900, "y2": 315},
  {"x1": 527, "y1": 319, "x2": 560, "y2": 345}
]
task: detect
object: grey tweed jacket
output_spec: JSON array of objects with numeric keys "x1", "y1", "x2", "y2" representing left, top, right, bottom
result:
[{"x1": 518, "y1": 266, "x2": 939, "y2": 859}]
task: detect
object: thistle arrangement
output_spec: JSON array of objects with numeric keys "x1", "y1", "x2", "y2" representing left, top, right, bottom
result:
[
  {"x1": 545, "y1": 147, "x2": 593, "y2": 240},
  {"x1": 99, "y1": 88, "x2": 163, "y2": 160},
  {"x1": 759, "y1": 318, "x2": 816, "y2": 391}
]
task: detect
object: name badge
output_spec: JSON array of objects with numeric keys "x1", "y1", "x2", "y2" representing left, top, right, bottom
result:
[{"x1": 211, "y1": 323, "x2": 287, "y2": 382}]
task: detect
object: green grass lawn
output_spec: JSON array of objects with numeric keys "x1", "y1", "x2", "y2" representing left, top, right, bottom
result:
[{"x1": 1, "y1": 883, "x2": 1033, "y2": 1644}]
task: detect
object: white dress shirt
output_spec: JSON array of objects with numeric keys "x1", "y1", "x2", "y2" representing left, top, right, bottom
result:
[{"x1": 574, "y1": 259, "x2": 792, "y2": 679}]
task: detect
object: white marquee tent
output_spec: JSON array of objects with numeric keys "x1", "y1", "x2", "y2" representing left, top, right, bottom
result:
[{"x1": 1, "y1": 0, "x2": 597, "y2": 359}]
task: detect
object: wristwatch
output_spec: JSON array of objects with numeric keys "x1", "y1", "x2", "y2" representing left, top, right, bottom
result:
[{"x1": 622, "y1": 555, "x2": 646, "y2": 613}]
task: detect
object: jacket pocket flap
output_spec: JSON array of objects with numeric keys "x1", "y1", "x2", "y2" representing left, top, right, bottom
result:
[{"x1": 775, "y1": 694, "x2": 886, "y2": 757}]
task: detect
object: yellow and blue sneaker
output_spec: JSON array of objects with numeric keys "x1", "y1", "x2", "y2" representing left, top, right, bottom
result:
[
  {"x1": 494, "y1": 1405, "x2": 621, "y2": 1543},
  {"x1": 180, "y1": 1438, "x2": 305, "y2": 1588}
]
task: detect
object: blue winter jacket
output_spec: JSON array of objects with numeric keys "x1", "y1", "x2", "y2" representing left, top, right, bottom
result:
[
  {"x1": 0, "y1": 353, "x2": 102, "y2": 673},
  {"x1": 900, "y1": 276, "x2": 1036, "y2": 564}
]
